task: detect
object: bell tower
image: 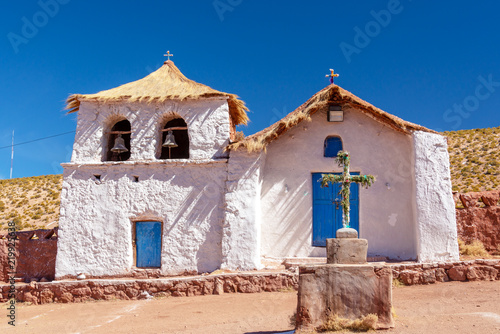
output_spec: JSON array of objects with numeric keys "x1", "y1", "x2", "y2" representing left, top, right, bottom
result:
[{"x1": 56, "y1": 59, "x2": 249, "y2": 279}]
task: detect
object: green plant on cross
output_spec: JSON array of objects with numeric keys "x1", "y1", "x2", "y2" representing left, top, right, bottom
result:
[{"x1": 321, "y1": 151, "x2": 376, "y2": 229}]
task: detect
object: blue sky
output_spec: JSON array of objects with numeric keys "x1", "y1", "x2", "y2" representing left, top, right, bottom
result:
[{"x1": 1, "y1": 0, "x2": 499, "y2": 179}]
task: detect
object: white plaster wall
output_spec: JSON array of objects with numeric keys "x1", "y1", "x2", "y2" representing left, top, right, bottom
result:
[
  {"x1": 55, "y1": 160, "x2": 227, "y2": 278},
  {"x1": 221, "y1": 151, "x2": 265, "y2": 270},
  {"x1": 260, "y1": 107, "x2": 418, "y2": 260},
  {"x1": 71, "y1": 99, "x2": 231, "y2": 163},
  {"x1": 413, "y1": 131, "x2": 460, "y2": 262}
]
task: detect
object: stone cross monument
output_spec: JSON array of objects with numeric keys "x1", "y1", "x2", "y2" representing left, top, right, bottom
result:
[{"x1": 295, "y1": 151, "x2": 393, "y2": 331}]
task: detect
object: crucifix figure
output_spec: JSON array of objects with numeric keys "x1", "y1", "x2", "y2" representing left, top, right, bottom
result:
[
  {"x1": 164, "y1": 50, "x2": 174, "y2": 61},
  {"x1": 325, "y1": 69, "x2": 339, "y2": 84},
  {"x1": 321, "y1": 150, "x2": 375, "y2": 229}
]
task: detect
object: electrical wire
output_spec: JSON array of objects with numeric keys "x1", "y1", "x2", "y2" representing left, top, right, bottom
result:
[{"x1": 0, "y1": 131, "x2": 75, "y2": 150}]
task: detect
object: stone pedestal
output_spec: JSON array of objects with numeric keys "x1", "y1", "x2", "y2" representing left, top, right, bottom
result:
[
  {"x1": 295, "y1": 230, "x2": 394, "y2": 331},
  {"x1": 327, "y1": 238, "x2": 368, "y2": 264},
  {"x1": 296, "y1": 264, "x2": 394, "y2": 329}
]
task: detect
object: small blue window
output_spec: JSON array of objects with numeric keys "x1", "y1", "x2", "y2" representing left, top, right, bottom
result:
[{"x1": 324, "y1": 136, "x2": 343, "y2": 157}]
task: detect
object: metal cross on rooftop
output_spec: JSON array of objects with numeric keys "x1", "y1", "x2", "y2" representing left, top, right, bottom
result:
[
  {"x1": 326, "y1": 69, "x2": 339, "y2": 84},
  {"x1": 164, "y1": 51, "x2": 174, "y2": 61}
]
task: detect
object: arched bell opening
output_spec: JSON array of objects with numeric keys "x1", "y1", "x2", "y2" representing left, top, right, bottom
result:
[
  {"x1": 106, "y1": 120, "x2": 131, "y2": 161},
  {"x1": 159, "y1": 118, "x2": 189, "y2": 159}
]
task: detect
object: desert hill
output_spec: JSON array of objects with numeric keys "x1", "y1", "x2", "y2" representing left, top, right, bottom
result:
[
  {"x1": 444, "y1": 126, "x2": 500, "y2": 192},
  {"x1": 0, "y1": 174, "x2": 61, "y2": 231}
]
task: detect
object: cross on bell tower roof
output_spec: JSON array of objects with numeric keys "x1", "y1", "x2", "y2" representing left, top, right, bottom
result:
[{"x1": 164, "y1": 50, "x2": 174, "y2": 63}]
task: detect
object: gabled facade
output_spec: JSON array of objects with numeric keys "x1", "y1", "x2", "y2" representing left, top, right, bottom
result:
[
  {"x1": 56, "y1": 63, "x2": 459, "y2": 279},
  {"x1": 230, "y1": 85, "x2": 459, "y2": 263}
]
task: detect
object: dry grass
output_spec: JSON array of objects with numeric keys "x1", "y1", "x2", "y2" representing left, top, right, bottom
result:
[
  {"x1": 0, "y1": 174, "x2": 61, "y2": 232},
  {"x1": 316, "y1": 313, "x2": 378, "y2": 332},
  {"x1": 444, "y1": 126, "x2": 500, "y2": 192},
  {"x1": 291, "y1": 310, "x2": 379, "y2": 333},
  {"x1": 458, "y1": 239, "x2": 490, "y2": 258},
  {"x1": 66, "y1": 60, "x2": 249, "y2": 126},
  {"x1": 392, "y1": 278, "x2": 405, "y2": 288}
]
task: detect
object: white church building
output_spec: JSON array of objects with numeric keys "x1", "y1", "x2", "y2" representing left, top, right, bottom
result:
[{"x1": 55, "y1": 60, "x2": 459, "y2": 279}]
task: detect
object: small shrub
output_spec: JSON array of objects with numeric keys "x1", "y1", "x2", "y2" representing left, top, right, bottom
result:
[
  {"x1": 316, "y1": 313, "x2": 378, "y2": 332},
  {"x1": 458, "y1": 239, "x2": 490, "y2": 258},
  {"x1": 392, "y1": 278, "x2": 405, "y2": 288}
]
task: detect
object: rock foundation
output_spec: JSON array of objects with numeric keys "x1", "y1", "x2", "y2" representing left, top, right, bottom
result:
[
  {"x1": 391, "y1": 259, "x2": 500, "y2": 285},
  {"x1": 0, "y1": 272, "x2": 297, "y2": 304}
]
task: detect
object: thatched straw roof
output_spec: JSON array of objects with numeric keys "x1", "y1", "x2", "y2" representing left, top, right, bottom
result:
[
  {"x1": 227, "y1": 84, "x2": 435, "y2": 152},
  {"x1": 65, "y1": 61, "x2": 249, "y2": 126}
]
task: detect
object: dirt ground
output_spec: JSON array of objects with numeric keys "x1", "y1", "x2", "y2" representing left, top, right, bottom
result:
[{"x1": 1, "y1": 281, "x2": 499, "y2": 333}]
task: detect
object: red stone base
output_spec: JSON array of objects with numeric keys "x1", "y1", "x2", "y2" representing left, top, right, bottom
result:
[
  {"x1": 0, "y1": 272, "x2": 297, "y2": 304},
  {"x1": 391, "y1": 259, "x2": 500, "y2": 285}
]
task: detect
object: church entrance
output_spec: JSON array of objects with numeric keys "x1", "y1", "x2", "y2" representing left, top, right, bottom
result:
[
  {"x1": 135, "y1": 221, "x2": 162, "y2": 268},
  {"x1": 311, "y1": 173, "x2": 359, "y2": 247}
]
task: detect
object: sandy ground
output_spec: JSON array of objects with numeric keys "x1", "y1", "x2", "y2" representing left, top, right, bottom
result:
[{"x1": 1, "y1": 281, "x2": 499, "y2": 333}]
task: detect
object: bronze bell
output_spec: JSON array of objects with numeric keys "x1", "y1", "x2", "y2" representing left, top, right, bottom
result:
[
  {"x1": 111, "y1": 134, "x2": 128, "y2": 153},
  {"x1": 162, "y1": 130, "x2": 178, "y2": 148}
]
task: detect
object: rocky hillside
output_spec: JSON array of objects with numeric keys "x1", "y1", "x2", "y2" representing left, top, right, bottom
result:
[
  {"x1": 0, "y1": 174, "x2": 61, "y2": 232},
  {"x1": 444, "y1": 126, "x2": 500, "y2": 193}
]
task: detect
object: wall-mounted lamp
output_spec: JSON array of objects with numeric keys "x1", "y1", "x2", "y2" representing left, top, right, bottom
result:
[
  {"x1": 385, "y1": 182, "x2": 391, "y2": 190},
  {"x1": 328, "y1": 105, "x2": 343, "y2": 122}
]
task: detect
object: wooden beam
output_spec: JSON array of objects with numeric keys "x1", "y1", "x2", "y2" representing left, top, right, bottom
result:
[
  {"x1": 161, "y1": 127, "x2": 188, "y2": 132},
  {"x1": 108, "y1": 131, "x2": 132, "y2": 135}
]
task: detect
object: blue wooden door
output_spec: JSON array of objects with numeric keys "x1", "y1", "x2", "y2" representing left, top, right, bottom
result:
[
  {"x1": 312, "y1": 173, "x2": 359, "y2": 246},
  {"x1": 136, "y1": 221, "x2": 162, "y2": 268}
]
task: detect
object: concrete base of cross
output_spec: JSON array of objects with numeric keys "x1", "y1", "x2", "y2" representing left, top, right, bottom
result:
[
  {"x1": 295, "y1": 229, "x2": 394, "y2": 331},
  {"x1": 326, "y1": 228, "x2": 368, "y2": 264},
  {"x1": 295, "y1": 263, "x2": 394, "y2": 330}
]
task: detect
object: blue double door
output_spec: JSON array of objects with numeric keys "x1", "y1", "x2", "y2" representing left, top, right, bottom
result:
[
  {"x1": 312, "y1": 173, "x2": 359, "y2": 247},
  {"x1": 135, "y1": 221, "x2": 162, "y2": 268}
]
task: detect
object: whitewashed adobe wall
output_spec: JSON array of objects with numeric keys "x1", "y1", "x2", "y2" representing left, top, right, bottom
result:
[
  {"x1": 259, "y1": 107, "x2": 419, "y2": 261},
  {"x1": 222, "y1": 151, "x2": 265, "y2": 270},
  {"x1": 56, "y1": 98, "x2": 234, "y2": 278},
  {"x1": 70, "y1": 98, "x2": 231, "y2": 162},
  {"x1": 56, "y1": 161, "x2": 227, "y2": 277},
  {"x1": 413, "y1": 131, "x2": 460, "y2": 262}
]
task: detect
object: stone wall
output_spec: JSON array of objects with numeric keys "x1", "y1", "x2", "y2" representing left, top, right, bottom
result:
[
  {"x1": 0, "y1": 272, "x2": 298, "y2": 304},
  {"x1": 454, "y1": 190, "x2": 500, "y2": 253},
  {"x1": 0, "y1": 229, "x2": 57, "y2": 283},
  {"x1": 391, "y1": 259, "x2": 500, "y2": 285}
]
